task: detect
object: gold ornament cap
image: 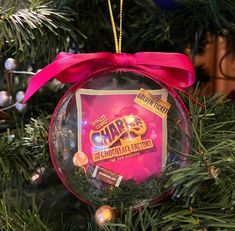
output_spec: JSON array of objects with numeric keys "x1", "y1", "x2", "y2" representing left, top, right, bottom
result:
[{"x1": 94, "y1": 205, "x2": 116, "y2": 229}]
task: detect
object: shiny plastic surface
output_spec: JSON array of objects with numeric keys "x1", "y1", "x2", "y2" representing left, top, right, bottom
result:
[{"x1": 49, "y1": 71, "x2": 191, "y2": 207}]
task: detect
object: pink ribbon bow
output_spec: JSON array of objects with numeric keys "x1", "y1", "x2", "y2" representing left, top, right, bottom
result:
[{"x1": 23, "y1": 52, "x2": 195, "y2": 103}]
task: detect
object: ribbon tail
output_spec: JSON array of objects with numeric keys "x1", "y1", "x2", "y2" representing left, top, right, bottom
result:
[
  {"x1": 23, "y1": 52, "x2": 113, "y2": 103},
  {"x1": 180, "y1": 89, "x2": 205, "y2": 109},
  {"x1": 23, "y1": 62, "x2": 61, "y2": 103}
]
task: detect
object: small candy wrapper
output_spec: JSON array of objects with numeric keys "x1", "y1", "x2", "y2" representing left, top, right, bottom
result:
[{"x1": 92, "y1": 165, "x2": 123, "y2": 187}]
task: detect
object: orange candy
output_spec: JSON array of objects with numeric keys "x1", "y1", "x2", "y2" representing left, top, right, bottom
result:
[{"x1": 73, "y1": 151, "x2": 88, "y2": 167}]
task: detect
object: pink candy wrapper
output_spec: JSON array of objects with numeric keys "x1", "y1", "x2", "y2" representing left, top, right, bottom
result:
[{"x1": 76, "y1": 89, "x2": 168, "y2": 182}]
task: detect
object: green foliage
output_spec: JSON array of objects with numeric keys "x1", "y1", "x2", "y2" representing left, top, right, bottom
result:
[
  {"x1": 0, "y1": 191, "x2": 50, "y2": 231},
  {"x1": 66, "y1": 167, "x2": 168, "y2": 208},
  {"x1": 1, "y1": 0, "x2": 235, "y2": 62},
  {"x1": 0, "y1": 114, "x2": 49, "y2": 186},
  {"x1": 0, "y1": 1, "x2": 79, "y2": 62},
  {"x1": 104, "y1": 202, "x2": 235, "y2": 231}
]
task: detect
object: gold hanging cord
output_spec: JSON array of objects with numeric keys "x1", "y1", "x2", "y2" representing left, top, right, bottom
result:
[{"x1": 107, "y1": 0, "x2": 123, "y2": 53}]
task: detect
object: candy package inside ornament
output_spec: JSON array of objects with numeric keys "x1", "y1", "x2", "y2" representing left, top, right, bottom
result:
[{"x1": 48, "y1": 71, "x2": 191, "y2": 208}]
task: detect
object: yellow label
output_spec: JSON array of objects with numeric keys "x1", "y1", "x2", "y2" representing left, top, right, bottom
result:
[
  {"x1": 93, "y1": 139, "x2": 154, "y2": 163},
  {"x1": 134, "y1": 88, "x2": 171, "y2": 118}
]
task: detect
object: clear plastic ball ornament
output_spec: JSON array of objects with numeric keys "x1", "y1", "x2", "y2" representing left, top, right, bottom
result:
[{"x1": 48, "y1": 71, "x2": 191, "y2": 208}]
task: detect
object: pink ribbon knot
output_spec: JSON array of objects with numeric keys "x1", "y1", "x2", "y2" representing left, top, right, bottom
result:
[{"x1": 112, "y1": 53, "x2": 137, "y2": 67}]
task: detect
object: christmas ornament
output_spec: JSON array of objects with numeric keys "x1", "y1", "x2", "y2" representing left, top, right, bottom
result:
[
  {"x1": 94, "y1": 205, "x2": 116, "y2": 228},
  {"x1": 23, "y1": 52, "x2": 196, "y2": 208},
  {"x1": 31, "y1": 167, "x2": 46, "y2": 184},
  {"x1": 16, "y1": 91, "x2": 25, "y2": 103},
  {"x1": 0, "y1": 91, "x2": 13, "y2": 107},
  {"x1": 15, "y1": 102, "x2": 27, "y2": 113},
  {"x1": 4, "y1": 58, "x2": 17, "y2": 71}
]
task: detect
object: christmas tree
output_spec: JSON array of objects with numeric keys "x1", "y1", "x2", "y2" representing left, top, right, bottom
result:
[{"x1": 0, "y1": 0, "x2": 235, "y2": 230}]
